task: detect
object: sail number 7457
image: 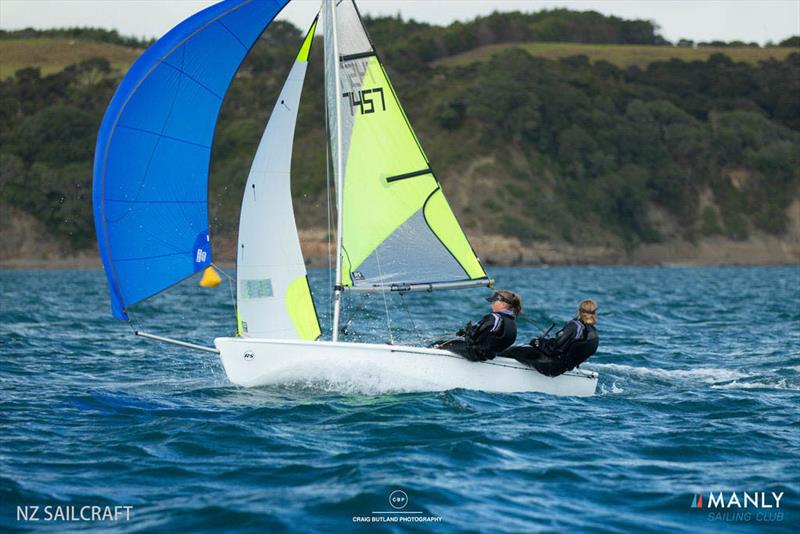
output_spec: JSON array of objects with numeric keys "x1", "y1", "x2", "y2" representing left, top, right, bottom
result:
[{"x1": 342, "y1": 88, "x2": 386, "y2": 115}]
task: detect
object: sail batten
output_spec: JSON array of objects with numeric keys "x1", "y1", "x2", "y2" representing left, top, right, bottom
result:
[{"x1": 324, "y1": 0, "x2": 489, "y2": 292}]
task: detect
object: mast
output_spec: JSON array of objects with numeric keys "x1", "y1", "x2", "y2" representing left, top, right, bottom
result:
[{"x1": 329, "y1": 0, "x2": 345, "y2": 342}]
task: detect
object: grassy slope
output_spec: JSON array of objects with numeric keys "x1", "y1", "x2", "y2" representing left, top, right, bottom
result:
[
  {"x1": 433, "y1": 42, "x2": 797, "y2": 69},
  {"x1": 0, "y1": 38, "x2": 142, "y2": 78},
  {"x1": 4, "y1": 38, "x2": 795, "y2": 80}
]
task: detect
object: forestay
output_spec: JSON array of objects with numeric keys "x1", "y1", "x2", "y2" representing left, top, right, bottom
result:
[
  {"x1": 324, "y1": 0, "x2": 490, "y2": 291},
  {"x1": 236, "y1": 21, "x2": 321, "y2": 341},
  {"x1": 93, "y1": 0, "x2": 289, "y2": 320}
]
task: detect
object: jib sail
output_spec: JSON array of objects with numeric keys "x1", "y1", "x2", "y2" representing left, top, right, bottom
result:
[{"x1": 235, "y1": 19, "x2": 321, "y2": 341}]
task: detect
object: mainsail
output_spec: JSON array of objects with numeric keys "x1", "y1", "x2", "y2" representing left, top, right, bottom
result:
[
  {"x1": 236, "y1": 20, "x2": 321, "y2": 341},
  {"x1": 324, "y1": 0, "x2": 489, "y2": 292},
  {"x1": 93, "y1": 0, "x2": 289, "y2": 320}
]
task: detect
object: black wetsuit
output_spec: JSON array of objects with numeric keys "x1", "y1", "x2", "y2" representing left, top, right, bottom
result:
[
  {"x1": 440, "y1": 310, "x2": 517, "y2": 362},
  {"x1": 501, "y1": 319, "x2": 598, "y2": 376}
]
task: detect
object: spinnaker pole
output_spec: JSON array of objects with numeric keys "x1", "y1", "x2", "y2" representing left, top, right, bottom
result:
[{"x1": 329, "y1": 0, "x2": 345, "y2": 342}]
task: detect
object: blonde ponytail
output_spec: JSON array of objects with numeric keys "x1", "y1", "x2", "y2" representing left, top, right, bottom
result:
[{"x1": 578, "y1": 299, "x2": 597, "y2": 325}]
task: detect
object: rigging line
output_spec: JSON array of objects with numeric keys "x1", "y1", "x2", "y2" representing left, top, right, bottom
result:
[
  {"x1": 126, "y1": 308, "x2": 141, "y2": 335},
  {"x1": 374, "y1": 245, "x2": 393, "y2": 344},
  {"x1": 211, "y1": 262, "x2": 237, "y2": 334},
  {"x1": 516, "y1": 314, "x2": 554, "y2": 336},
  {"x1": 399, "y1": 292, "x2": 421, "y2": 343},
  {"x1": 210, "y1": 262, "x2": 237, "y2": 324},
  {"x1": 404, "y1": 334, "x2": 456, "y2": 346},
  {"x1": 340, "y1": 293, "x2": 369, "y2": 335},
  {"x1": 324, "y1": 80, "x2": 334, "y2": 324},
  {"x1": 211, "y1": 262, "x2": 235, "y2": 282},
  {"x1": 225, "y1": 274, "x2": 237, "y2": 332}
]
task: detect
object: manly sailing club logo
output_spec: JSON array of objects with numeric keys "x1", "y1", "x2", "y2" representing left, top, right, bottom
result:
[{"x1": 690, "y1": 491, "x2": 785, "y2": 522}]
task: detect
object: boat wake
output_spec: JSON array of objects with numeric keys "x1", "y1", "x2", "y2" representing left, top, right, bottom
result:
[
  {"x1": 593, "y1": 363, "x2": 749, "y2": 384},
  {"x1": 598, "y1": 381, "x2": 625, "y2": 395},
  {"x1": 711, "y1": 379, "x2": 800, "y2": 391},
  {"x1": 593, "y1": 363, "x2": 800, "y2": 391}
]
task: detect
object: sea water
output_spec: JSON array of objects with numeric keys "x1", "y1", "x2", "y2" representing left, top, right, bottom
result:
[{"x1": 1, "y1": 267, "x2": 798, "y2": 532}]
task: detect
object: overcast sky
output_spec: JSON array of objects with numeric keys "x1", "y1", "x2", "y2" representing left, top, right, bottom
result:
[{"x1": 1, "y1": 1, "x2": 798, "y2": 45}]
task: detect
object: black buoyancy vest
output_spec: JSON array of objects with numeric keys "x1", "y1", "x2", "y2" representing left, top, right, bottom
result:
[
  {"x1": 530, "y1": 321, "x2": 598, "y2": 377},
  {"x1": 469, "y1": 311, "x2": 517, "y2": 356},
  {"x1": 561, "y1": 323, "x2": 598, "y2": 371}
]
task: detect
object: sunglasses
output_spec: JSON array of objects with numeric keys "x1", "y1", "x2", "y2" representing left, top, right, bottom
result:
[{"x1": 486, "y1": 293, "x2": 513, "y2": 305}]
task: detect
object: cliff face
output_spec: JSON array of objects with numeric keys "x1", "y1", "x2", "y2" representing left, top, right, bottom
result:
[
  {"x1": 0, "y1": 207, "x2": 99, "y2": 267},
  {"x1": 3, "y1": 205, "x2": 798, "y2": 268}
]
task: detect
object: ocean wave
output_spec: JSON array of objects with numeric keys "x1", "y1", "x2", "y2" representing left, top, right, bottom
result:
[
  {"x1": 4, "y1": 267, "x2": 800, "y2": 532},
  {"x1": 598, "y1": 381, "x2": 625, "y2": 395}
]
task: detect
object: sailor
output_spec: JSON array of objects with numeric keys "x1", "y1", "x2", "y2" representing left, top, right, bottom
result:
[
  {"x1": 436, "y1": 290, "x2": 521, "y2": 362},
  {"x1": 502, "y1": 299, "x2": 599, "y2": 376}
]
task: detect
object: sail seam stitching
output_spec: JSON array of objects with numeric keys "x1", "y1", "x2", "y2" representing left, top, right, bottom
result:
[
  {"x1": 98, "y1": 0, "x2": 261, "y2": 316},
  {"x1": 160, "y1": 61, "x2": 224, "y2": 100},
  {"x1": 115, "y1": 124, "x2": 212, "y2": 149},
  {"x1": 105, "y1": 199, "x2": 207, "y2": 204},
  {"x1": 217, "y1": 19, "x2": 248, "y2": 50}
]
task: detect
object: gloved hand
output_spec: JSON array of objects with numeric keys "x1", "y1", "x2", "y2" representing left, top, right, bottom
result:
[
  {"x1": 530, "y1": 336, "x2": 544, "y2": 349},
  {"x1": 456, "y1": 321, "x2": 473, "y2": 338}
]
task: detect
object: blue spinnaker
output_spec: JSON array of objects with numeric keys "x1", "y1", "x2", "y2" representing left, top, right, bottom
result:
[{"x1": 93, "y1": 0, "x2": 289, "y2": 320}]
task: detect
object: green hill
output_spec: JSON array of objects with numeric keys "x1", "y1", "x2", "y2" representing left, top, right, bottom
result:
[
  {"x1": 0, "y1": 38, "x2": 142, "y2": 79},
  {"x1": 0, "y1": 13, "x2": 798, "y2": 263},
  {"x1": 434, "y1": 42, "x2": 797, "y2": 69},
  {"x1": 4, "y1": 37, "x2": 791, "y2": 81}
]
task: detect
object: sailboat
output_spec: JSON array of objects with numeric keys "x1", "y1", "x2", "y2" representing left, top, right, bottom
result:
[{"x1": 92, "y1": 0, "x2": 598, "y2": 397}]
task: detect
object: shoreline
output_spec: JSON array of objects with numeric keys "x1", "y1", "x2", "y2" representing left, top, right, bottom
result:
[
  {"x1": 2, "y1": 235, "x2": 798, "y2": 270},
  {"x1": 3, "y1": 261, "x2": 797, "y2": 270}
]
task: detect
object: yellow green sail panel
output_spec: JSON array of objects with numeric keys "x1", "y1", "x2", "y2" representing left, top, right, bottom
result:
[{"x1": 325, "y1": 0, "x2": 488, "y2": 290}]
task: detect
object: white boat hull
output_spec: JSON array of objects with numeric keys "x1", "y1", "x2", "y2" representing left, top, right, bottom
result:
[{"x1": 214, "y1": 337, "x2": 598, "y2": 397}]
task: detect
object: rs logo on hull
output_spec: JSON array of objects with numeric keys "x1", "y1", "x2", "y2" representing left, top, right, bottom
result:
[{"x1": 243, "y1": 351, "x2": 255, "y2": 361}]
